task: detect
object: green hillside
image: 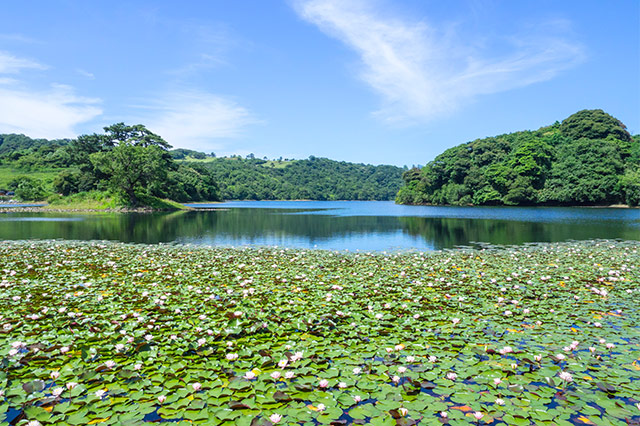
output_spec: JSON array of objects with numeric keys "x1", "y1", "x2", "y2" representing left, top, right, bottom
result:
[
  {"x1": 183, "y1": 156, "x2": 404, "y2": 201},
  {"x1": 0, "y1": 131, "x2": 403, "y2": 203},
  {"x1": 396, "y1": 110, "x2": 640, "y2": 206}
]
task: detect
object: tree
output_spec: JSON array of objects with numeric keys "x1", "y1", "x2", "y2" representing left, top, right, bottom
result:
[{"x1": 91, "y1": 143, "x2": 170, "y2": 206}]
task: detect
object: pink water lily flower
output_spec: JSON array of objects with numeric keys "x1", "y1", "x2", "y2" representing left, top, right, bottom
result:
[
  {"x1": 191, "y1": 382, "x2": 202, "y2": 391},
  {"x1": 318, "y1": 379, "x2": 329, "y2": 388},
  {"x1": 269, "y1": 413, "x2": 282, "y2": 424}
]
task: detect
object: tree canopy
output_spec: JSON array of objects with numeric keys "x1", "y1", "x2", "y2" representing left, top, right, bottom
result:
[{"x1": 397, "y1": 110, "x2": 639, "y2": 206}]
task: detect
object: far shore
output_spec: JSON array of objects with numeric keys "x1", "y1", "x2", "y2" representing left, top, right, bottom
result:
[{"x1": 0, "y1": 200, "x2": 637, "y2": 214}]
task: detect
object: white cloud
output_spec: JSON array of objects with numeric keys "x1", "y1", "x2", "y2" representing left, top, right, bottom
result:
[
  {"x1": 0, "y1": 84, "x2": 102, "y2": 138},
  {"x1": 76, "y1": 69, "x2": 95, "y2": 79},
  {"x1": 140, "y1": 91, "x2": 258, "y2": 151},
  {"x1": 0, "y1": 50, "x2": 46, "y2": 74},
  {"x1": 295, "y1": 0, "x2": 585, "y2": 123},
  {"x1": 0, "y1": 51, "x2": 101, "y2": 138}
]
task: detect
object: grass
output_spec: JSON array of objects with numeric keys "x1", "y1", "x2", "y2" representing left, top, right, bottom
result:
[
  {"x1": 0, "y1": 165, "x2": 65, "y2": 189},
  {"x1": 44, "y1": 191, "x2": 189, "y2": 211},
  {"x1": 0, "y1": 240, "x2": 638, "y2": 425}
]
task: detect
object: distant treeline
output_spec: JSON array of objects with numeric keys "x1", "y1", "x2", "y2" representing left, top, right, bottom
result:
[
  {"x1": 396, "y1": 110, "x2": 640, "y2": 206},
  {"x1": 187, "y1": 156, "x2": 404, "y2": 201}
]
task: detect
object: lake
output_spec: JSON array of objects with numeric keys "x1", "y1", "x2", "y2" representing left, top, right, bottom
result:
[{"x1": 0, "y1": 201, "x2": 638, "y2": 251}]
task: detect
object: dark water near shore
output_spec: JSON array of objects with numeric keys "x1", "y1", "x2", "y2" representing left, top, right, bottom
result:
[{"x1": 0, "y1": 201, "x2": 638, "y2": 251}]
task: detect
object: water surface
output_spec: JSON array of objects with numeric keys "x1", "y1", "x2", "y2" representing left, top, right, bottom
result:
[{"x1": 0, "y1": 201, "x2": 637, "y2": 251}]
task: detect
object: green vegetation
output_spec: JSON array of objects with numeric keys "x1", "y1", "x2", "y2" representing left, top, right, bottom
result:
[
  {"x1": 1, "y1": 240, "x2": 639, "y2": 425},
  {"x1": 0, "y1": 124, "x2": 221, "y2": 208},
  {"x1": 397, "y1": 110, "x2": 640, "y2": 206},
  {"x1": 188, "y1": 155, "x2": 403, "y2": 200},
  {"x1": 0, "y1": 131, "x2": 402, "y2": 205}
]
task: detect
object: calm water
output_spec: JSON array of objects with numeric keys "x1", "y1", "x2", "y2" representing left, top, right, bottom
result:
[{"x1": 0, "y1": 201, "x2": 638, "y2": 251}]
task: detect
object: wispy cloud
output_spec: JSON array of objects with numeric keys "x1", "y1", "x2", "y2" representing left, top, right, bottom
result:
[
  {"x1": 76, "y1": 69, "x2": 95, "y2": 79},
  {"x1": 0, "y1": 51, "x2": 101, "y2": 138},
  {"x1": 0, "y1": 84, "x2": 102, "y2": 138},
  {"x1": 139, "y1": 91, "x2": 259, "y2": 151},
  {"x1": 295, "y1": 0, "x2": 585, "y2": 123},
  {"x1": 0, "y1": 50, "x2": 47, "y2": 74}
]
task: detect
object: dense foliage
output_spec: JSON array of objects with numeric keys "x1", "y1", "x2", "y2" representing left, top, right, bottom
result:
[
  {"x1": 397, "y1": 110, "x2": 640, "y2": 206},
  {"x1": 193, "y1": 156, "x2": 403, "y2": 201},
  {"x1": 0, "y1": 125, "x2": 221, "y2": 205},
  {"x1": 1, "y1": 240, "x2": 639, "y2": 425}
]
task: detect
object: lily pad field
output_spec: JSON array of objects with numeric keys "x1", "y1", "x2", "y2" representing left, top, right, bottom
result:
[{"x1": 0, "y1": 240, "x2": 639, "y2": 426}]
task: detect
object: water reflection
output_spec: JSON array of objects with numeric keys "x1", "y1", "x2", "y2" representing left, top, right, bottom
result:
[{"x1": 0, "y1": 201, "x2": 637, "y2": 251}]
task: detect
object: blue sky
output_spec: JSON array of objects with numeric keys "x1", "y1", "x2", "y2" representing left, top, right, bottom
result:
[{"x1": 0, "y1": 0, "x2": 638, "y2": 166}]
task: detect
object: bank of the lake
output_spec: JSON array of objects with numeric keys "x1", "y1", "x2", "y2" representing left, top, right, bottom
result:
[{"x1": 0, "y1": 239, "x2": 638, "y2": 425}]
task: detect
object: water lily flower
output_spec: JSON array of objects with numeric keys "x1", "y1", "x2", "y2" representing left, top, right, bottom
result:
[
  {"x1": 244, "y1": 371, "x2": 256, "y2": 380},
  {"x1": 495, "y1": 398, "x2": 505, "y2": 405},
  {"x1": 406, "y1": 356, "x2": 415, "y2": 362},
  {"x1": 105, "y1": 360, "x2": 116, "y2": 369},
  {"x1": 66, "y1": 382, "x2": 77, "y2": 390},
  {"x1": 278, "y1": 359, "x2": 288, "y2": 368},
  {"x1": 338, "y1": 381, "x2": 347, "y2": 389},
  {"x1": 50, "y1": 371, "x2": 60, "y2": 380},
  {"x1": 8, "y1": 349, "x2": 18, "y2": 357},
  {"x1": 473, "y1": 412, "x2": 484, "y2": 420},
  {"x1": 499, "y1": 346, "x2": 513, "y2": 355},
  {"x1": 270, "y1": 371, "x2": 281, "y2": 380},
  {"x1": 428, "y1": 355, "x2": 437, "y2": 363},
  {"x1": 317, "y1": 403, "x2": 326, "y2": 411},
  {"x1": 158, "y1": 395, "x2": 166, "y2": 404},
  {"x1": 446, "y1": 372, "x2": 457, "y2": 381},
  {"x1": 606, "y1": 343, "x2": 615, "y2": 349},
  {"x1": 134, "y1": 363, "x2": 142, "y2": 370},
  {"x1": 440, "y1": 411, "x2": 448, "y2": 418},
  {"x1": 534, "y1": 354, "x2": 542, "y2": 362},
  {"x1": 556, "y1": 354, "x2": 566, "y2": 360},
  {"x1": 398, "y1": 366, "x2": 407, "y2": 374},
  {"x1": 26, "y1": 421, "x2": 42, "y2": 426},
  {"x1": 353, "y1": 367, "x2": 362, "y2": 374},
  {"x1": 269, "y1": 413, "x2": 282, "y2": 424},
  {"x1": 558, "y1": 371, "x2": 573, "y2": 382},
  {"x1": 95, "y1": 389, "x2": 107, "y2": 398},
  {"x1": 319, "y1": 379, "x2": 329, "y2": 388},
  {"x1": 452, "y1": 318, "x2": 460, "y2": 325},
  {"x1": 285, "y1": 371, "x2": 295, "y2": 379},
  {"x1": 493, "y1": 378, "x2": 502, "y2": 385},
  {"x1": 392, "y1": 375, "x2": 400, "y2": 384},
  {"x1": 192, "y1": 382, "x2": 202, "y2": 391},
  {"x1": 398, "y1": 407, "x2": 408, "y2": 416},
  {"x1": 226, "y1": 353, "x2": 238, "y2": 360},
  {"x1": 52, "y1": 387, "x2": 64, "y2": 397},
  {"x1": 60, "y1": 346, "x2": 70, "y2": 354}
]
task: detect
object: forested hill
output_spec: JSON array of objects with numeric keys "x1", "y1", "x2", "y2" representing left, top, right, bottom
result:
[
  {"x1": 182, "y1": 156, "x2": 404, "y2": 201},
  {"x1": 0, "y1": 131, "x2": 403, "y2": 202},
  {"x1": 397, "y1": 109, "x2": 640, "y2": 206}
]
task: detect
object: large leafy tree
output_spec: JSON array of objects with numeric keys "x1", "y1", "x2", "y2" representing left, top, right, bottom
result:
[
  {"x1": 84, "y1": 124, "x2": 173, "y2": 206},
  {"x1": 91, "y1": 143, "x2": 169, "y2": 206}
]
